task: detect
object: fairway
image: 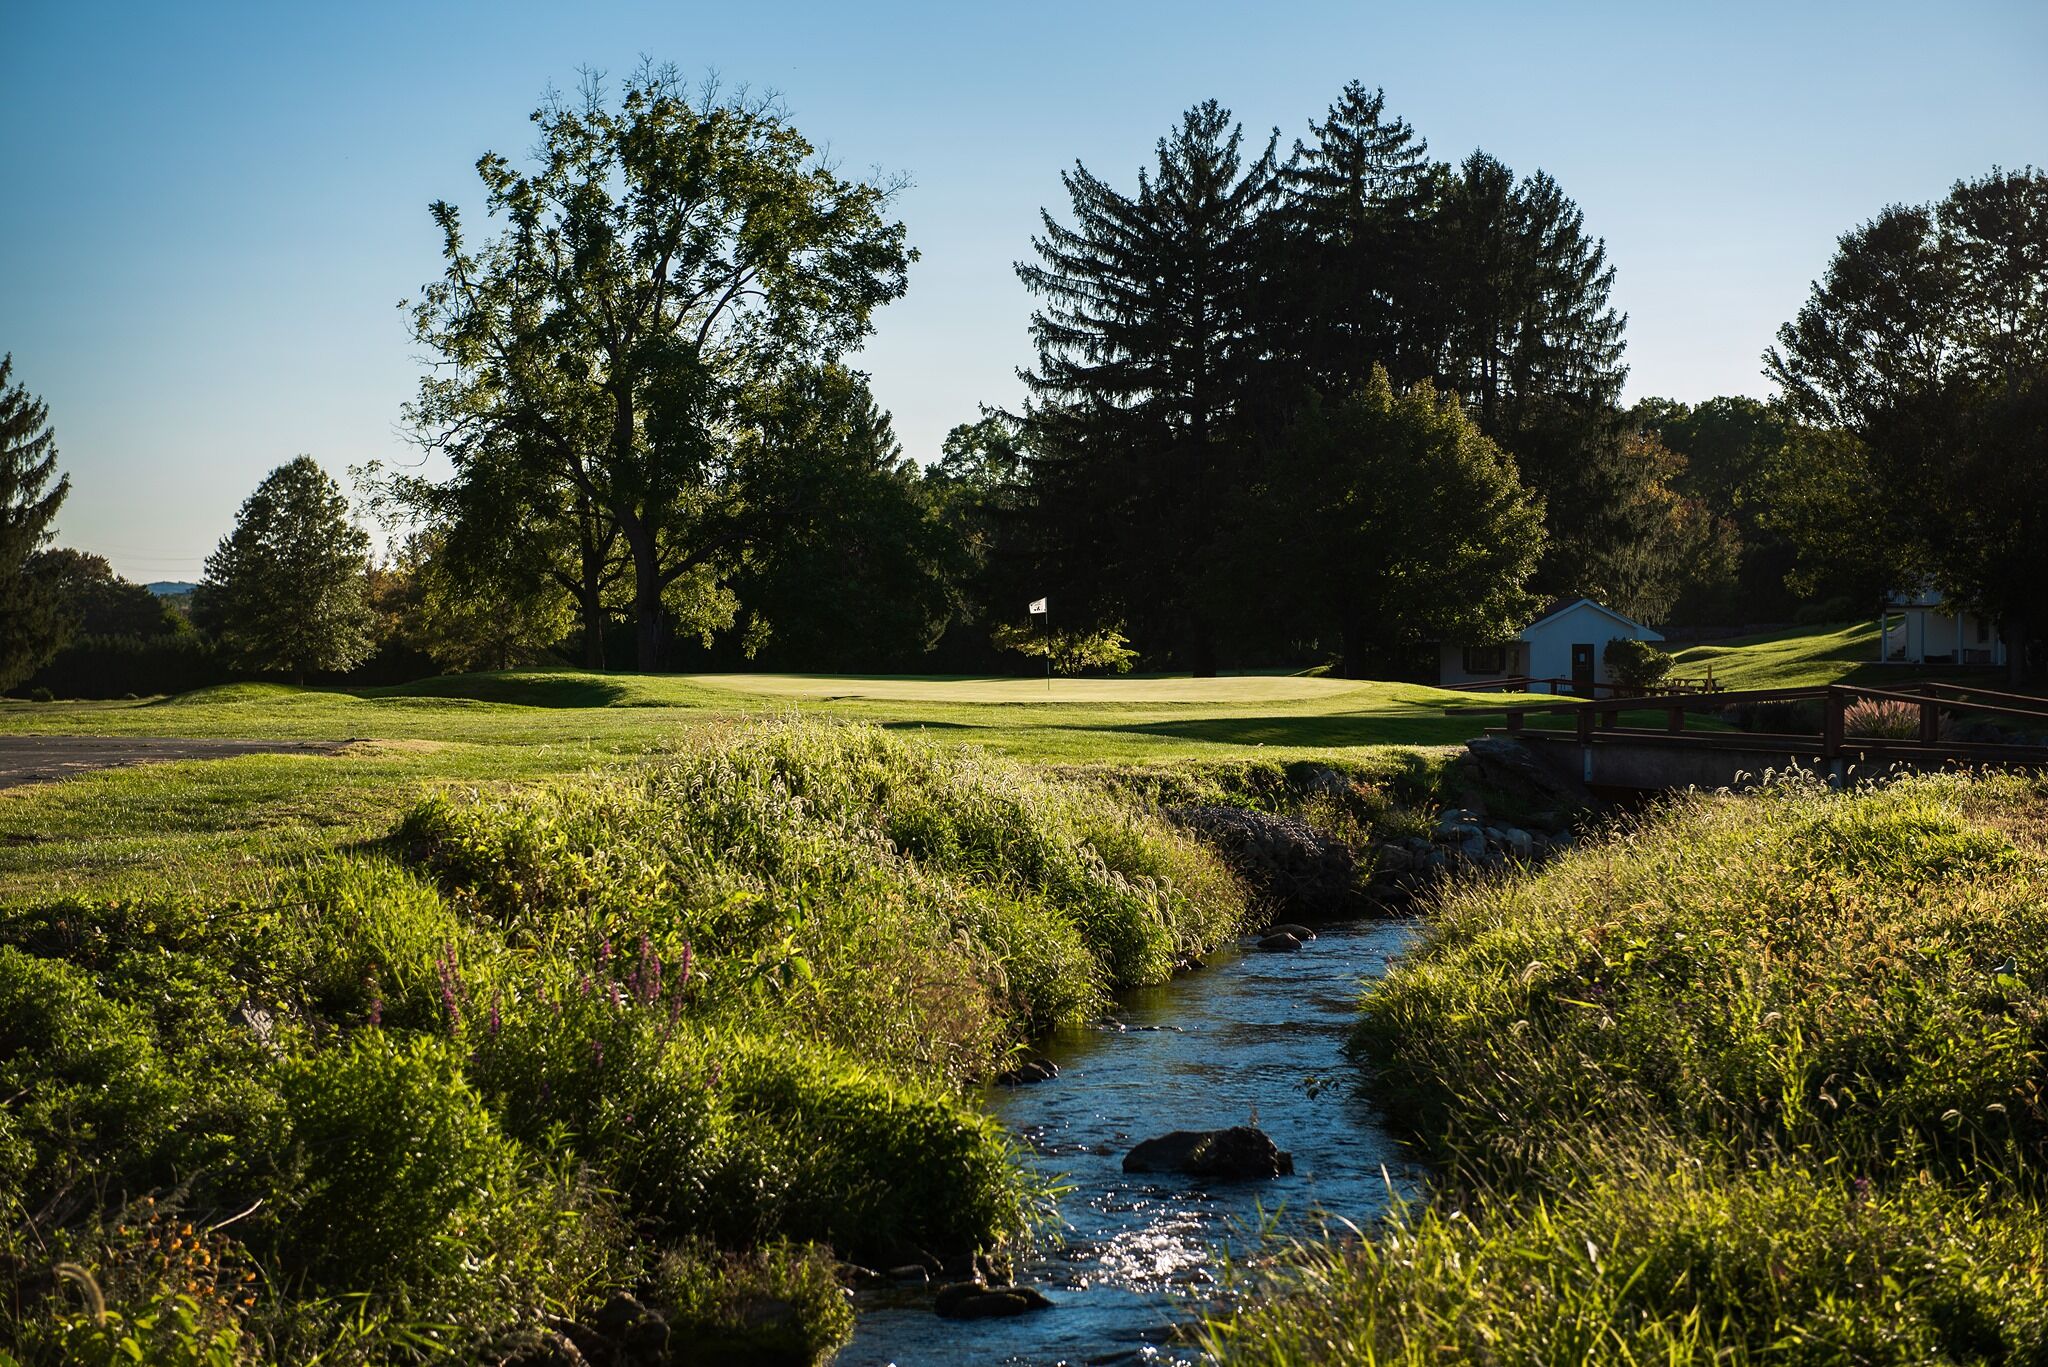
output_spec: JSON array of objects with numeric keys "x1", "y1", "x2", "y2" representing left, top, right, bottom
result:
[
  {"x1": 680, "y1": 672, "x2": 1380, "y2": 704},
  {"x1": 0, "y1": 670, "x2": 1551, "y2": 901}
]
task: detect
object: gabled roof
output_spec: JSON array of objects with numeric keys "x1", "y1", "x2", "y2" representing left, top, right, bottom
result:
[{"x1": 1517, "y1": 597, "x2": 1663, "y2": 642}]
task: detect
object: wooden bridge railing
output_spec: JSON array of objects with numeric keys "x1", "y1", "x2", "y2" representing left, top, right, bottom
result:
[
  {"x1": 1447, "y1": 680, "x2": 2048, "y2": 764},
  {"x1": 1456, "y1": 671, "x2": 1722, "y2": 700}
]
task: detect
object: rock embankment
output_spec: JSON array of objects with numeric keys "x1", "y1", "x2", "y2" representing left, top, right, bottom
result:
[{"x1": 1164, "y1": 806, "x2": 1360, "y2": 915}]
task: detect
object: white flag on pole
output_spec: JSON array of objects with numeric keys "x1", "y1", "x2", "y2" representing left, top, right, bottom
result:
[{"x1": 1028, "y1": 598, "x2": 1048, "y2": 615}]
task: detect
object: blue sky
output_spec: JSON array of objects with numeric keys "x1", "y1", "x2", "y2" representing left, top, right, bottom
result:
[{"x1": 4, "y1": 0, "x2": 2044, "y2": 582}]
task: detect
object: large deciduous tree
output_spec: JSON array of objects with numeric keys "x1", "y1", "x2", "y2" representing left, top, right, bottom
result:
[
  {"x1": 28, "y1": 548, "x2": 180, "y2": 640},
  {"x1": 1274, "y1": 367, "x2": 1545, "y2": 677},
  {"x1": 410, "y1": 66, "x2": 912, "y2": 672},
  {"x1": 196, "y1": 457, "x2": 376, "y2": 682},
  {"x1": 728, "y1": 364, "x2": 961, "y2": 670},
  {"x1": 1018, "y1": 100, "x2": 1279, "y2": 674},
  {"x1": 0, "y1": 355, "x2": 69, "y2": 690},
  {"x1": 1767, "y1": 166, "x2": 2048, "y2": 678}
]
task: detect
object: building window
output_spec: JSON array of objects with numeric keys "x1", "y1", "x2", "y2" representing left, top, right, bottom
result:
[
  {"x1": 1977, "y1": 617, "x2": 1991, "y2": 644},
  {"x1": 1462, "y1": 644, "x2": 1508, "y2": 675}
]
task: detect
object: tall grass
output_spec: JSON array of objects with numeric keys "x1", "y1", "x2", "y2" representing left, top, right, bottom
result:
[
  {"x1": 1207, "y1": 772, "x2": 2048, "y2": 1365},
  {"x1": 1, "y1": 721, "x2": 1251, "y2": 1364}
]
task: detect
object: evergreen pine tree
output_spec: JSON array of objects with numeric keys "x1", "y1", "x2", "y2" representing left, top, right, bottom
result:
[
  {"x1": 195, "y1": 457, "x2": 376, "y2": 683},
  {"x1": 0, "y1": 355, "x2": 70, "y2": 690},
  {"x1": 1017, "y1": 101, "x2": 1279, "y2": 673},
  {"x1": 1273, "y1": 83, "x2": 1433, "y2": 395},
  {"x1": 1421, "y1": 152, "x2": 1633, "y2": 599}
]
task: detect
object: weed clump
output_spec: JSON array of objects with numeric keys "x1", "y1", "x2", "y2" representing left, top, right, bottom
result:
[
  {"x1": 1209, "y1": 772, "x2": 2048, "y2": 1364},
  {"x1": 1, "y1": 721, "x2": 1243, "y2": 1363}
]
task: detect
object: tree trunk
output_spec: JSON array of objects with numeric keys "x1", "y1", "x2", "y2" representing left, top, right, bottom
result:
[
  {"x1": 1340, "y1": 617, "x2": 1367, "y2": 681},
  {"x1": 628, "y1": 528, "x2": 663, "y2": 673}
]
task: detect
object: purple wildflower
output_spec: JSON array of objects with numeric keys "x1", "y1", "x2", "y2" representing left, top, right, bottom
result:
[
  {"x1": 637, "y1": 934, "x2": 657, "y2": 1004},
  {"x1": 436, "y1": 946, "x2": 462, "y2": 1034},
  {"x1": 591, "y1": 1039, "x2": 604, "y2": 1070},
  {"x1": 488, "y1": 990, "x2": 502, "y2": 1038}
]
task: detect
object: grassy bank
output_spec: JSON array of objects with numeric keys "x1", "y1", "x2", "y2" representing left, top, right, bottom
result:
[
  {"x1": 0, "y1": 721, "x2": 1252, "y2": 1364},
  {"x1": 0, "y1": 671, "x2": 1542, "y2": 903},
  {"x1": 1206, "y1": 771, "x2": 2048, "y2": 1364}
]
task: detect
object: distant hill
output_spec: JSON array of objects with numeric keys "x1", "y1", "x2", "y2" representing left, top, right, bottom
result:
[{"x1": 145, "y1": 581, "x2": 199, "y2": 597}]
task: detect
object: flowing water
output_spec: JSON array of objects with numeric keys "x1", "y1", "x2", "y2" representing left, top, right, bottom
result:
[{"x1": 840, "y1": 918, "x2": 1421, "y2": 1367}]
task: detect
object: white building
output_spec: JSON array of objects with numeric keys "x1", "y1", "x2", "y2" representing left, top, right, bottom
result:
[
  {"x1": 1440, "y1": 598, "x2": 1664, "y2": 692},
  {"x1": 1880, "y1": 586, "x2": 2005, "y2": 666}
]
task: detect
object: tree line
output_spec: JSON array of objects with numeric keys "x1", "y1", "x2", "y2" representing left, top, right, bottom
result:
[{"x1": 2, "y1": 68, "x2": 2042, "y2": 692}]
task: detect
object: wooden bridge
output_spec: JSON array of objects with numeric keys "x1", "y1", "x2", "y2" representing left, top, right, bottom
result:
[{"x1": 1452, "y1": 681, "x2": 2048, "y2": 793}]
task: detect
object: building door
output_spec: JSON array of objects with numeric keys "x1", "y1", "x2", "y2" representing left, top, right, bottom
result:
[{"x1": 1571, "y1": 643, "x2": 1596, "y2": 695}]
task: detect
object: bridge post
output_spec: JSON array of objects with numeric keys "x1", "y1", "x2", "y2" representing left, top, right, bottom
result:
[
  {"x1": 1666, "y1": 706, "x2": 1685, "y2": 733},
  {"x1": 1507, "y1": 709, "x2": 1524, "y2": 735},
  {"x1": 1919, "y1": 699, "x2": 1939, "y2": 744}
]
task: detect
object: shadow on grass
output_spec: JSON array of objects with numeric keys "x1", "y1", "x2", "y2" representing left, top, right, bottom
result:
[
  {"x1": 1106, "y1": 713, "x2": 1495, "y2": 749},
  {"x1": 364, "y1": 673, "x2": 632, "y2": 709}
]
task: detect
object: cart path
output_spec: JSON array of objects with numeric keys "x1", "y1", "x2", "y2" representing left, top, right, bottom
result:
[{"x1": 0, "y1": 735, "x2": 350, "y2": 790}]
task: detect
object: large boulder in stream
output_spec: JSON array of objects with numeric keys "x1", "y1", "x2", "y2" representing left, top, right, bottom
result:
[
  {"x1": 1165, "y1": 806, "x2": 1360, "y2": 916},
  {"x1": 934, "y1": 1281, "x2": 1054, "y2": 1319},
  {"x1": 1122, "y1": 1126, "x2": 1294, "y2": 1180}
]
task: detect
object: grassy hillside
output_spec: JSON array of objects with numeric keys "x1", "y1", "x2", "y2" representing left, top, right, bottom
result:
[
  {"x1": 0, "y1": 722, "x2": 1254, "y2": 1364},
  {"x1": 0, "y1": 672, "x2": 1529, "y2": 901},
  {"x1": 1672, "y1": 619, "x2": 2020, "y2": 694},
  {"x1": 1206, "y1": 771, "x2": 2048, "y2": 1364},
  {"x1": 1671, "y1": 621, "x2": 1881, "y2": 689}
]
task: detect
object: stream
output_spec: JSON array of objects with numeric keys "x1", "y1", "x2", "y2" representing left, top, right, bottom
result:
[{"x1": 840, "y1": 918, "x2": 1420, "y2": 1366}]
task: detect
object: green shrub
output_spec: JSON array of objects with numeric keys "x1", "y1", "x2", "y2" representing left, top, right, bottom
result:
[
  {"x1": 656, "y1": 1238, "x2": 854, "y2": 1366},
  {"x1": 273, "y1": 1033, "x2": 587, "y2": 1305},
  {"x1": 0, "y1": 947, "x2": 183, "y2": 1193},
  {"x1": 397, "y1": 721, "x2": 1248, "y2": 1063},
  {"x1": 1603, "y1": 637, "x2": 1674, "y2": 692},
  {"x1": 283, "y1": 858, "x2": 469, "y2": 1029},
  {"x1": 1215, "y1": 773, "x2": 2048, "y2": 1365},
  {"x1": 466, "y1": 981, "x2": 1033, "y2": 1262}
]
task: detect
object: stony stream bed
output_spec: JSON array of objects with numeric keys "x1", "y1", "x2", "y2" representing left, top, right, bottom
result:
[{"x1": 840, "y1": 918, "x2": 1420, "y2": 1366}]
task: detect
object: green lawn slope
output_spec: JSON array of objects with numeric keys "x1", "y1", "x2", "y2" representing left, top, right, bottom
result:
[{"x1": 1671, "y1": 621, "x2": 1880, "y2": 690}]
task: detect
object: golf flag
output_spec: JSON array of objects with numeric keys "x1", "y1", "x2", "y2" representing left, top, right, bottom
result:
[{"x1": 1028, "y1": 598, "x2": 1048, "y2": 615}]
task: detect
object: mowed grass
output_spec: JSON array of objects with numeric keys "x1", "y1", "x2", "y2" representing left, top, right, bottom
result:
[
  {"x1": 0, "y1": 671, "x2": 1562, "y2": 901},
  {"x1": 1672, "y1": 620, "x2": 2019, "y2": 693},
  {"x1": 0, "y1": 670, "x2": 1536, "y2": 755},
  {"x1": 1672, "y1": 621, "x2": 1882, "y2": 690}
]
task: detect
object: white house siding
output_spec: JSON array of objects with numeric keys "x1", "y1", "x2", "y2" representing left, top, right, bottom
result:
[
  {"x1": 1438, "y1": 641, "x2": 1528, "y2": 687},
  {"x1": 1882, "y1": 605, "x2": 2005, "y2": 666},
  {"x1": 1439, "y1": 599, "x2": 1663, "y2": 690},
  {"x1": 1522, "y1": 600, "x2": 1662, "y2": 688}
]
